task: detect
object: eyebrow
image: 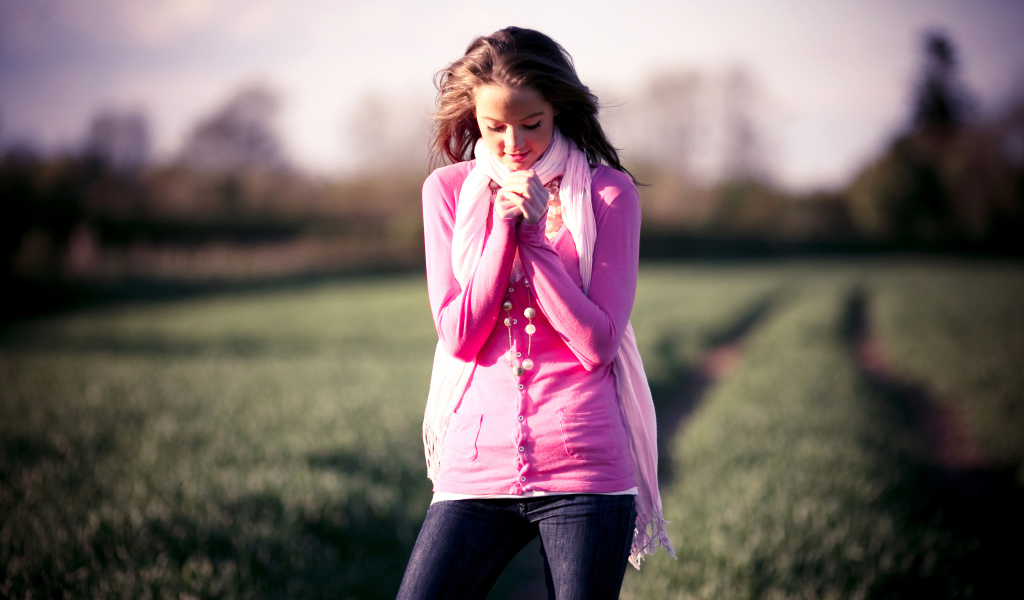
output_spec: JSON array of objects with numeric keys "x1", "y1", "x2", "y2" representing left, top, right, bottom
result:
[{"x1": 480, "y1": 110, "x2": 546, "y2": 123}]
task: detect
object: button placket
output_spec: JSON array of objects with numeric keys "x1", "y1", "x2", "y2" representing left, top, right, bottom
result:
[{"x1": 505, "y1": 280, "x2": 537, "y2": 492}]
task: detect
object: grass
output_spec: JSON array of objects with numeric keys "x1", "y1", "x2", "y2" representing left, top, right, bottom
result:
[
  {"x1": 868, "y1": 260, "x2": 1024, "y2": 465},
  {"x1": 622, "y1": 264, "x2": 1024, "y2": 599},
  {"x1": 1, "y1": 279, "x2": 440, "y2": 599},
  {"x1": 2, "y1": 259, "x2": 1022, "y2": 599},
  {"x1": 631, "y1": 262, "x2": 793, "y2": 381}
]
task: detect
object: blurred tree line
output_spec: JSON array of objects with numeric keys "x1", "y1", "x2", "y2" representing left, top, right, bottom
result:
[
  {"x1": 847, "y1": 31, "x2": 1024, "y2": 252},
  {"x1": 2, "y1": 29, "x2": 1022, "y2": 303},
  {"x1": 614, "y1": 30, "x2": 1023, "y2": 255},
  {"x1": 1, "y1": 84, "x2": 425, "y2": 291}
]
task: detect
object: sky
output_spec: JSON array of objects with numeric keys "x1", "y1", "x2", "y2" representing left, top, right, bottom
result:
[{"x1": 1, "y1": 0, "x2": 1023, "y2": 191}]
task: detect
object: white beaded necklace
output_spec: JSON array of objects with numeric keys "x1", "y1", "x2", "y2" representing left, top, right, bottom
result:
[{"x1": 503, "y1": 278, "x2": 536, "y2": 378}]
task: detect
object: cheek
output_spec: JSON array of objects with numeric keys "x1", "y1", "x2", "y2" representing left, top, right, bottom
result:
[
  {"x1": 534, "y1": 127, "x2": 554, "y2": 151},
  {"x1": 480, "y1": 130, "x2": 501, "y2": 151}
]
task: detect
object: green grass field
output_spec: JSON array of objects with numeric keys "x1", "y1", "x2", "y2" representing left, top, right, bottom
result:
[{"x1": 2, "y1": 259, "x2": 1022, "y2": 599}]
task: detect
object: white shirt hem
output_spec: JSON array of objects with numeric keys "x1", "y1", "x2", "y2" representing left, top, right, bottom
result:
[{"x1": 431, "y1": 487, "x2": 638, "y2": 504}]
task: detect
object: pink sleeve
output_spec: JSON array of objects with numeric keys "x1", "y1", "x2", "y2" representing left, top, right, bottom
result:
[
  {"x1": 517, "y1": 169, "x2": 640, "y2": 370},
  {"x1": 422, "y1": 169, "x2": 518, "y2": 361}
]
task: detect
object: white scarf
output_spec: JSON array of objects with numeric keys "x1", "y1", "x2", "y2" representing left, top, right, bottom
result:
[{"x1": 422, "y1": 129, "x2": 676, "y2": 567}]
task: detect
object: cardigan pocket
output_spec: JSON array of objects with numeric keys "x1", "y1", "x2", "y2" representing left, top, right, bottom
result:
[
  {"x1": 446, "y1": 412, "x2": 483, "y2": 462},
  {"x1": 558, "y1": 409, "x2": 619, "y2": 462}
]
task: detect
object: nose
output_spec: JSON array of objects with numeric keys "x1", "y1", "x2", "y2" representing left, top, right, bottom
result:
[{"x1": 505, "y1": 126, "x2": 522, "y2": 150}]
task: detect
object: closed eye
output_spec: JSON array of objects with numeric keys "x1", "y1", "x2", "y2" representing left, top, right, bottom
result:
[{"x1": 486, "y1": 122, "x2": 541, "y2": 133}]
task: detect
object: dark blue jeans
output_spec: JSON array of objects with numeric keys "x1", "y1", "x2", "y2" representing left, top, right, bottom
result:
[{"x1": 397, "y1": 494, "x2": 636, "y2": 600}]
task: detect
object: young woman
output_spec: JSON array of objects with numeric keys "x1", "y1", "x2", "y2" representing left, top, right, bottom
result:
[{"x1": 398, "y1": 27, "x2": 675, "y2": 600}]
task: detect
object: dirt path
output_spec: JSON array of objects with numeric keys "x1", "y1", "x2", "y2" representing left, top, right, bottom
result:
[
  {"x1": 654, "y1": 297, "x2": 775, "y2": 484},
  {"x1": 844, "y1": 289, "x2": 988, "y2": 470},
  {"x1": 843, "y1": 288, "x2": 1024, "y2": 596}
]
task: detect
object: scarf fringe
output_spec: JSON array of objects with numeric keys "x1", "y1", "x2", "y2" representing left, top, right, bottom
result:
[
  {"x1": 630, "y1": 511, "x2": 677, "y2": 569},
  {"x1": 423, "y1": 421, "x2": 445, "y2": 482}
]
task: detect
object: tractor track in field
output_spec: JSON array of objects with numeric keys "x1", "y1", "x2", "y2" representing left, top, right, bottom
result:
[
  {"x1": 844, "y1": 288, "x2": 989, "y2": 471},
  {"x1": 653, "y1": 296, "x2": 777, "y2": 485},
  {"x1": 844, "y1": 288, "x2": 1023, "y2": 595}
]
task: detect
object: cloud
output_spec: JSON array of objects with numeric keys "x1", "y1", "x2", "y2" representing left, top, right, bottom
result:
[
  {"x1": 20, "y1": 0, "x2": 281, "y2": 48},
  {"x1": 111, "y1": 0, "x2": 217, "y2": 45}
]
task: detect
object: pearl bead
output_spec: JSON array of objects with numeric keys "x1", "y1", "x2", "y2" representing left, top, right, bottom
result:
[
  {"x1": 512, "y1": 365, "x2": 525, "y2": 376},
  {"x1": 504, "y1": 317, "x2": 512, "y2": 327},
  {"x1": 502, "y1": 300, "x2": 513, "y2": 311},
  {"x1": 523, "y1": 358, "x2": 534, "y2": 370},
  {"x1": 523, "y1": 307, "x2": 537, "y2": 319},
  {"x1": 525, "y1": 324, "x2": 536, "y2": 335},
  {"x1": 506, "y1": 350, "x2": 515, "y2": 362}
]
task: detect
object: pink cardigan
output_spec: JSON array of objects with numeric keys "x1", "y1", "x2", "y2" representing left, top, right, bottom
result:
[{"x1": 423, "y1": 160, "x2": 640, "y2": 495}]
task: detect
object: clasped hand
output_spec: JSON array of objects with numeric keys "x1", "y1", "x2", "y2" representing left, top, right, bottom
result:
[{"x1": 495, "y1": 170, "x2": 549, "y2": 224}]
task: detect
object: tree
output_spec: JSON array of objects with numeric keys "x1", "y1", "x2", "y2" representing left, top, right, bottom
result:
[
  {"x1": 911, "y1": 30, "x2": 971, "y2": 134},
  {"x1": 346, "y1": 92, "x2": 429, "y2": 173},
  {"x1": 179, "y1": 84, "x2": 287, "y2": 173},
  {"x1": 83, "y1": 110, "x2": 150, "y2": 174},
  {"x1": 721, "y1": 67, "x2": 768, "y2": 183},
  {"x1": 846, "y1": 29, "x2": 1024, "y2": 250}
]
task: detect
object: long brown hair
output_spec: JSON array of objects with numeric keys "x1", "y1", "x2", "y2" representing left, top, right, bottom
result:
[{"x1": 430, "y1": 27, "x2": 633, "y2": 181}]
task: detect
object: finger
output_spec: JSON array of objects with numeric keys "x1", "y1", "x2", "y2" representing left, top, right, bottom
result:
[
  {"x1": 495, "y1": 200, "x2": 523, "y2": 221},
  {"x1": 503, "y1": 170, "x2": 528, "y2": 185},
  {"x1": 499, "y1": 180, "x2": 530, "y2": 197},
  {"x1": 502, "y1": 176, "x2": 544, "y2": 206},
  {"x1": 497, "y1": 206, "x2": 522, "y2": 220},
  {"x1": 501, "y1": 189, "x2": 526, "y2": 204},
  {"x1": 520, "y1": 197, "x2": 547, "y2": 224},
  {"x1": 528, "y1": 179, "x2": 549, "y2": 205},
  {"x1": 524, "y1": 183, "x2": 548, "y2": 215},
  {"x1": 495, "y1": 194, "x2": 522, "y2": 218},
  {"x1": 499, "y1": 191, "x2": 527, "y2": 212}
]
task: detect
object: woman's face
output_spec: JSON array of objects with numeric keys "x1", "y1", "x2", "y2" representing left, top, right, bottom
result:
[{"x1": 474, "y1": 84, "x2": 557, "y2": 171}]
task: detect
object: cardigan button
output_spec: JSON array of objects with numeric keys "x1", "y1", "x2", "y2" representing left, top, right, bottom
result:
[
  {"x1": 517, "y1": 384, "x2": 524, "y2": 390},
  {"x1": 518, "y1": 446, "x2": 525, "y2": 452},
  {"x1": 520, "y1": 476, "x2": 526, "y2": 482},
  {"x1": 517, "y1": 415, "x2": 524, "y2": 422}
]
